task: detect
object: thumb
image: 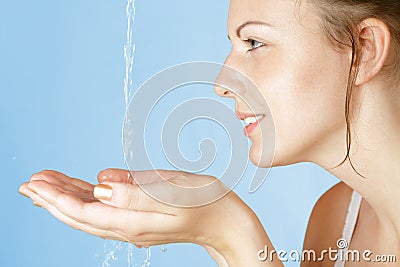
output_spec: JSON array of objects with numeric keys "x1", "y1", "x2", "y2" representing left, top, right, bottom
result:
[{"x1": 93, "y1": 182, "x2": 159, "y2": 212}]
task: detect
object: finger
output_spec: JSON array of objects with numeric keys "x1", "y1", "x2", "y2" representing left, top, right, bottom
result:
[
  {"x1": 97, "y1": 168, "x2": 134, "y2": 184},
  {"x1": 31, "y1": 172, "x2": 90, "y2": 194},
  {"x1": 31, "y1": 172, "x2": 92, "y2": 198},
  {"x1": 19, "y1": 182, "x2": 30, "y2": 198},
  {"x1": 32, "y1": 170, "x2": 71, "y2": 184},
  {"x1": 27, "y1": 180, "x2": 108, "y2": 229},
  {"x1": 93, "y1": 182, "x2": 174, "y2": 214},
  {"x1": 98, "y1": 169, "x2": 184, "y2": 185},
  {"x1": 21, "y1": 182, "x2": 126, "y2": 240},
  {"x1": 31, "y1": 170, "x2": 94, "y2": 192},
  {"x1": 100, "y1": 175, "x2": 228, "y2": 208},
  {"x1": 19, "y1": 182, "x2": 36, "y2": 199},
  {"x1": 22, "y1": 185, "x2": 126, "y2": 241},
  {"x1": 21, "y1": 180, "x2": 69, "y2": 198},
  {"x1": 93, "y1": 176, "x2": 225, "y2": 211},
  {"x1": 22, "y1": 182, "x2": 171, "y2": 245},
  {"x1": 28, "y1": 180, "x2": 176, "y2": 234},
  {"x1": 41, "y1": 170, "x2": 95, "y2": 191},
  {"x1": 133, "y1": 169, "x2": 186, "y2": 184}
]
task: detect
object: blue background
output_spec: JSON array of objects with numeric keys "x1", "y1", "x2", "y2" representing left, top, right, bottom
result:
[{"x1": 1, "y1": 0, "x2": 338, "y2": 266}]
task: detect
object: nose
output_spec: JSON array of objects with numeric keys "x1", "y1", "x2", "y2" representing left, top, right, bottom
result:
[
  {"x1": 214, "y1": 55, "x2": 236, "y2": 98},
  {"x1": 214, "y1": 73, "x2": 235, "y2": 98},
  {"x1": 214, "y1": 54, "x2": 249, "y2": 99}
]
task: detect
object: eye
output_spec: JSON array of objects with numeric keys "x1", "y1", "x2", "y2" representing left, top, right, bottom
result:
[{"x1": 245, "y1": 39, "x2": 265, "y2": 52}]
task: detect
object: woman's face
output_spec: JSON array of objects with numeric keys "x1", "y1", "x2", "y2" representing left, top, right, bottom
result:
[{"x1": 216, "y1": 0, "x2": 351, "y2": 167}]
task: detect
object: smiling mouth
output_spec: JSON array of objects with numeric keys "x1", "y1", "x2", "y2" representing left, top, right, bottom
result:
[
  {"x1": 242, "y1": 114, "x2": 265, "y2": 136},
  {"x1": 243, "y1": 114, "x2": 265, "y2": 125}
]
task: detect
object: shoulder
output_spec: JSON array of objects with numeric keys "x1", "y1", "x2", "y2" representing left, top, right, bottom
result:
[{"x1": 301, "y1": 182, "x2": 353, "y2": 266}]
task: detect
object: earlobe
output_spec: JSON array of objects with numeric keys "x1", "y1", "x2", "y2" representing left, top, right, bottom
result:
[{"x1": 355, "y1": 18, "x2": 391, "y2": 85}]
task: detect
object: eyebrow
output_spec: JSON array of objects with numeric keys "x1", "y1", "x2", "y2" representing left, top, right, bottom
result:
[{"x1": 228, "y1": 20, "x2": 275, "y2": 40}]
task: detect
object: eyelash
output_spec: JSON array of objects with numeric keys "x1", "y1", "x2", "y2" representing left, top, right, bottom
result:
[{"x1": 244, "y1": 39, "x2": 265, "y2": 52}]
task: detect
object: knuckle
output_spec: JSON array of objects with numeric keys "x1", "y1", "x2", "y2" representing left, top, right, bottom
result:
[
  {"x1": 41, "y1": 170, "x2": 61, "y2": 177},
  {"x1": 126, "y1": 186, "x2": 140, "y2": 210},
  {"x1": 98, "y1": 168, "x2": 114, "y2": 176}
]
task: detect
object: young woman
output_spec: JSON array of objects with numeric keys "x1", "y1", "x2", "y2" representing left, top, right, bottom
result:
[{"x1": 19, "y1": 0, "x2": 400, "y2": 266}]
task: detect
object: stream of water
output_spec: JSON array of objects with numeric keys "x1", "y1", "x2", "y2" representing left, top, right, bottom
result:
[{"x1": 101, "y1": 0, "x2": 152, "y2": 266}]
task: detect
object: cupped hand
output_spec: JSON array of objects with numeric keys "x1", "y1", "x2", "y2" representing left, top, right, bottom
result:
[{"x1": 19, "y1": 169, "x2": 278, "y2": 266}]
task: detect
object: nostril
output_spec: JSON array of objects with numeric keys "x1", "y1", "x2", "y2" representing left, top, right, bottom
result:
[{"x1": 214, "y1": 85, "x2": 230, "y2": 97}]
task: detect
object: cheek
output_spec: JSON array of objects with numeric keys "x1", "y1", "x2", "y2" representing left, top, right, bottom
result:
[{"x1": 252, "y1": 47, "x2": 349, "y2": 164}]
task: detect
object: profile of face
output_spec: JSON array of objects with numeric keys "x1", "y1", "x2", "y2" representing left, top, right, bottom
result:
[{"x1": 215, "y1": 0, "x2": 351, "y2": 168}]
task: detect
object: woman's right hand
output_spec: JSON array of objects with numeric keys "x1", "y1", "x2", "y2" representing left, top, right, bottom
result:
[{"x1": 19, "y1": 169, "x2": 282, "y2": 266}]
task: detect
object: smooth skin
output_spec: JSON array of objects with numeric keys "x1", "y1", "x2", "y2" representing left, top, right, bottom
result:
[{"x1": 19, "y1": 0, "x2": 400, "y2": 266}]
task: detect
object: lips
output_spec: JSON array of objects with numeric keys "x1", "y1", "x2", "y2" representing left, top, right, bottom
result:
[{"x1": 236, "y1": 111, "x2": 265, "y2": 136}]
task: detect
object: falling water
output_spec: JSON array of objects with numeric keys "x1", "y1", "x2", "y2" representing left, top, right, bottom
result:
[
  {"x1": 123, "y1": 0, "x2": 152, "y2": 265},
  {"x1": 141, "y1": 247, "x2": 151, "y2": 267},
  {"x1": 101, "y1": 0, "x2": 153, "y2": 266},
  {"x1": 124, "y1": 0, "x2": 136, "y2": 108},
  {"x1": 123, "y1": 1, "x2": 137, "y2": 264}
]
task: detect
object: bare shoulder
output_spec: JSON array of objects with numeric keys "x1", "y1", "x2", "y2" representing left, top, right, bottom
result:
[{"x1": 301, "y1": 182, "x2": 353, "y2": 266}]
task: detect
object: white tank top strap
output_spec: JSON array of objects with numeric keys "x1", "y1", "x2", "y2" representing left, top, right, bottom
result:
[{"x1": 334, "y1": 190, "x2": 362, "y2": 267}]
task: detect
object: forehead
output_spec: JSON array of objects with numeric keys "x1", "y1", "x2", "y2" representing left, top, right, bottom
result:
[
  {"x1": 228, "y1": 0, "x2": 317, "y2": 31},
  {"x1": 229, "y1": 0, "x2": 294, "y2": 22}
]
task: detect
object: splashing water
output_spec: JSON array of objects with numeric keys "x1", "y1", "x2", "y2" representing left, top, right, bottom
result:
[
  {"x1": 101, "y1": 241, "x2": 123, "y2": 267},
  {"x1": 100, "y1": 242, "x2": 140, "y2": 267}
]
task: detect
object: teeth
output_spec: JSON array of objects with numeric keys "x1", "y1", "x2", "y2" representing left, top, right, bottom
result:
[
  {"x1": 244, "y1": 115, "x2": 264, "y2": 124},
  {"x1": 244, "y1": 117, "x2": 257, "y2": 124}
]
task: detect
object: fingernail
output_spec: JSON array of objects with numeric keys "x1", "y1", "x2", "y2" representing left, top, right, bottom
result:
[
  {"x1": 94, "y1": 184, "x2": 112, "y2": 201},
  {"x1": 33, "y1": 202, "x2": 42, "y2": 208}
]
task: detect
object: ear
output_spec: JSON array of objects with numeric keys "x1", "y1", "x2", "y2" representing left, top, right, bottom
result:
[{"x1": 355, "y1": 18, "x2": 392, "y2": 85}]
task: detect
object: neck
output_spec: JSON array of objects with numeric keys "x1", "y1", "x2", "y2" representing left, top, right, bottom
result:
[{"x1": 316, "y1": 79, "x2": 400, "y2": 241}]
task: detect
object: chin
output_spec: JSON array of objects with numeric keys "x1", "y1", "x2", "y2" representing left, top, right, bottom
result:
[
  {"x1": 249, "y1": 139, "x2": 303, "y2": 168},
  {"x1": 248, "y1": 140, "x2": 275, "y2": 168}
]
